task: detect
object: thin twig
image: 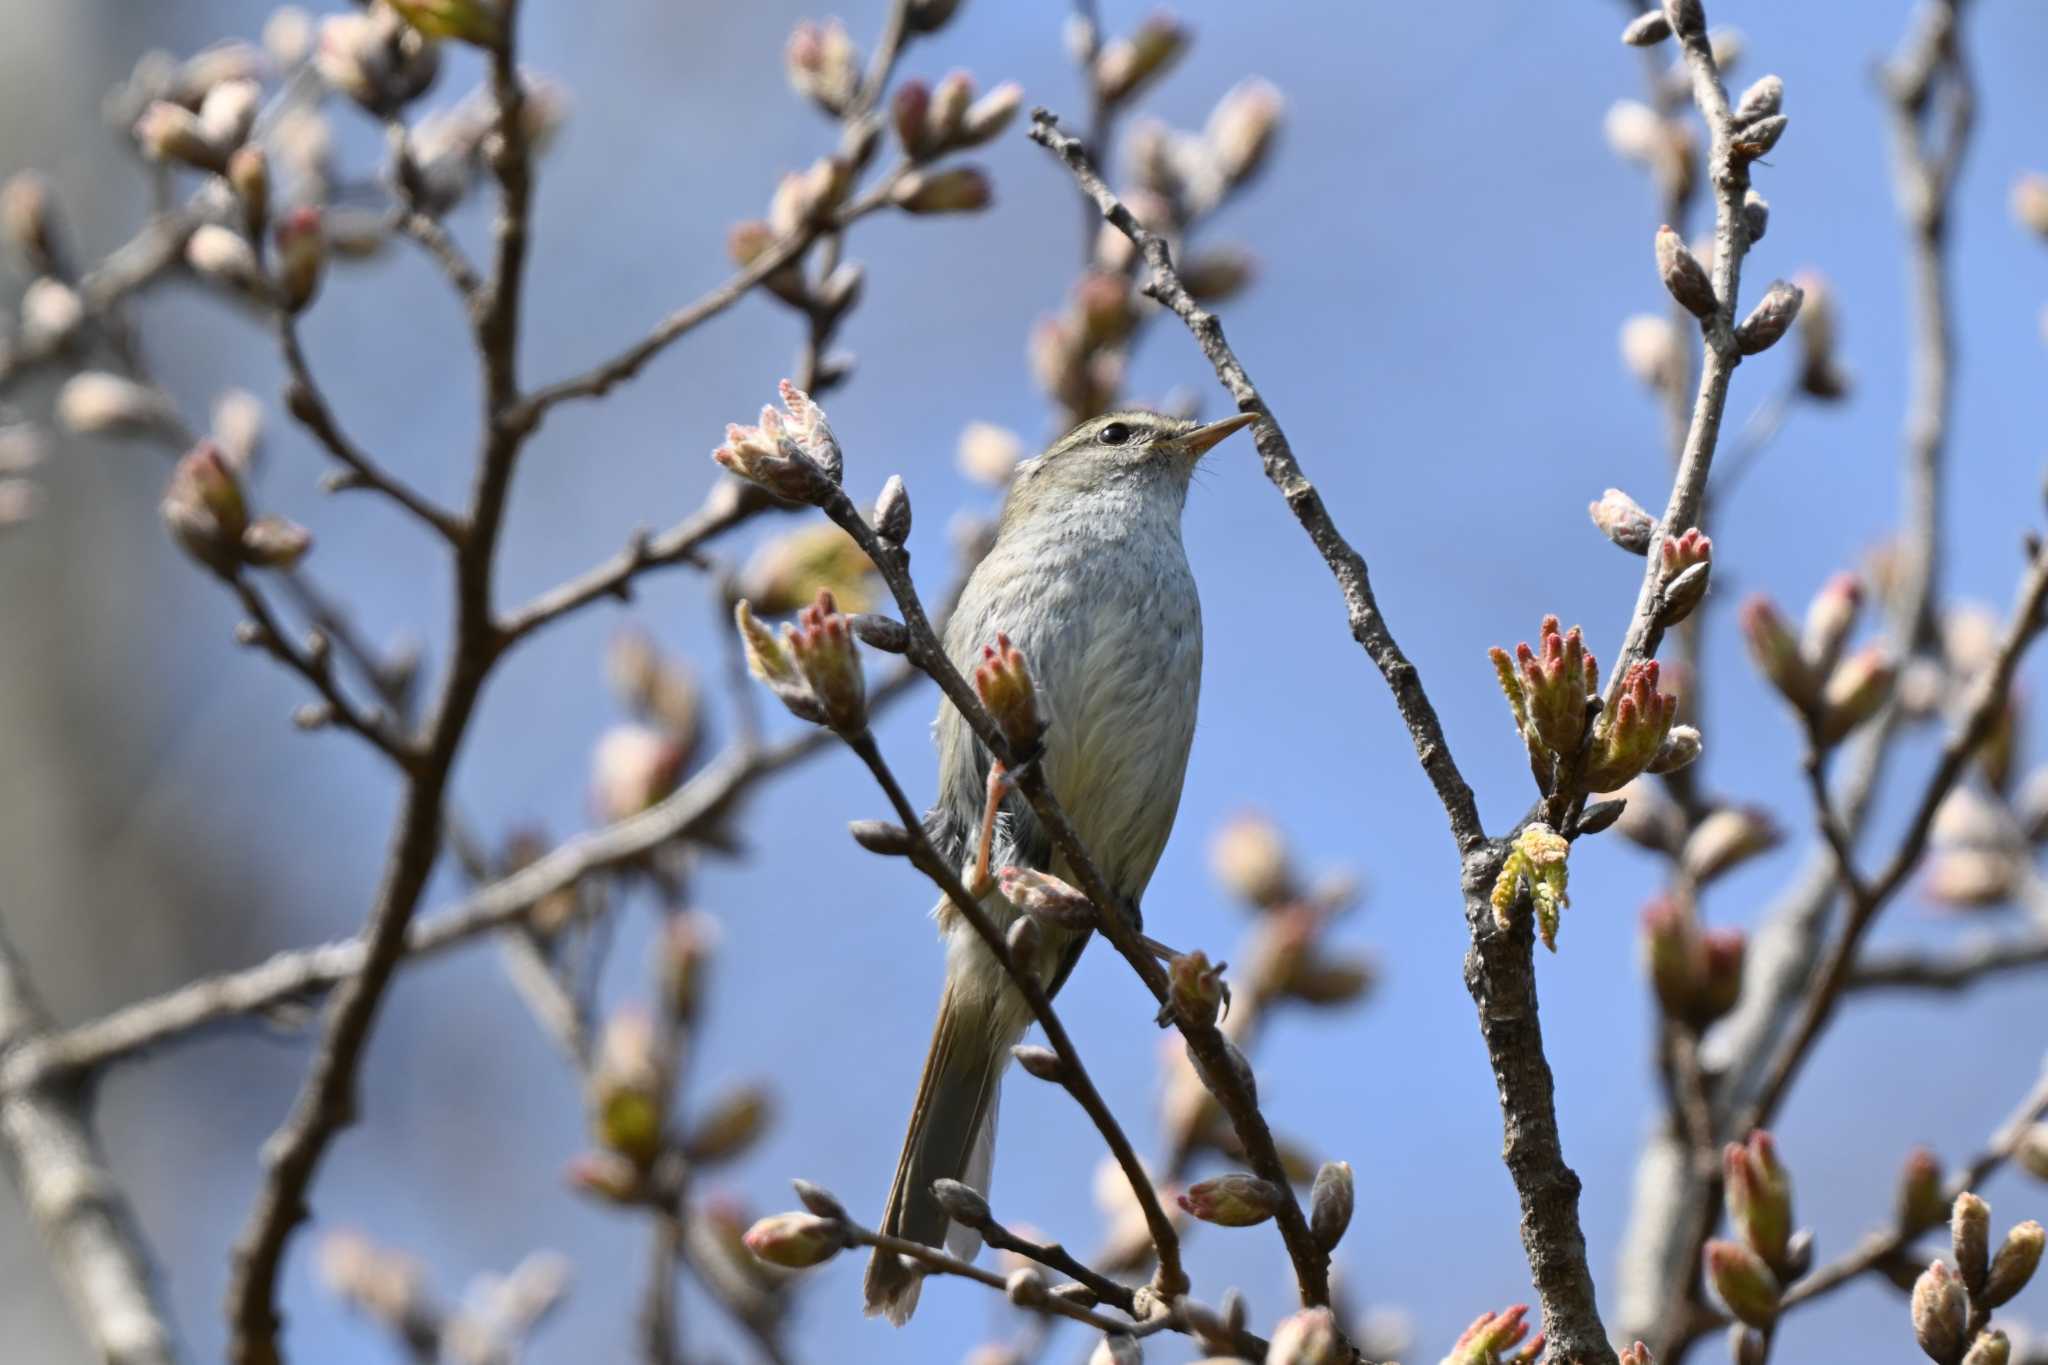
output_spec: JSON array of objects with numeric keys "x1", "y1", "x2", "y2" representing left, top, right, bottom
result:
[
  {"x1": 1847, "y1": 933, "x2": 2048, "y2": 993},
  {"x1": 231, "y1": 576, "x2": 419, "y2": 768},
  {"x1": 841, "y1": 728, "x2": 1189, "y2": 1298},
  {"x1": 279, "y1": 321, "x2": 463, "y2": 541}
]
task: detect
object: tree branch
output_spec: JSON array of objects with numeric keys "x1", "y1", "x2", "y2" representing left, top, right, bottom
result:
[
  {"x1": 0, "y1": 920, "x2": 180, "y2": 1365},
  {"x1": 1027, "y1": 107, "x2": 1630, "y2": 1352}
]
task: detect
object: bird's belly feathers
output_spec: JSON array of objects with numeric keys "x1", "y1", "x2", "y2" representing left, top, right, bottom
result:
[{"x1": 938, "y1": 528, "x2": 1201, "y2": 901}]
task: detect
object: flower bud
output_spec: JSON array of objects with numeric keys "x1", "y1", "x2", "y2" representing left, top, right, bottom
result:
[
  {"x1": 1094, "y1": 11, "x2": 1188, "y2": 104},
  {"x1": 186, "y1": 223, "x2": 263, "y2": 294},
  {"x1": 1177, "y1": 1172, "x2": 1282, "y2": 1227},
  {"x1": 1585, "y1": 660, "x2": 1678, "y2": 793},
  {"x1": 685, "y1": 1084, "x2": 772, "y2": 1163},
  {"x1": 1953, "y1": 1192, "x2": 1992, "y2": 1295},
  {"x1": 890, "y1": 80, "x2": 934, "y2": 159},
  {"x1": 1619, "y1": 1344, "x2": 1657, "y2": 1365},
  {"x1": 1734, "y1": 74, "x2": 1784, "y2": 124},
  {"x1": 742, "y1": 1212, "x2": 844, "y2": 1268},
  {"x1": 735, "y1": 600, "x2": 799, "y2": 689},
  {"x1": 1013, "y1": 1044, "x2": 1065, "y2": 1083},
  {"x1": 1004, "y1": 1265, "x2": 1047, "y2": 1308},
  {"x1": 590, "y1": 1009, "x2": 665, "y2": 1163},
  {"x1": 1656, "y1": 225, "x2": 1717, "y2": 319},
  {"x1": 1740, "y1": 594, "x2": 1818, "y2": 710},
  {"x1": 784, "y1": 588, "x2": 867, "y2": 733},
  {"x1": 1591, "y1": 488, "x2": 1656, "y2": 555},
  {"x1": 925, "y1": 71, "x2": 973, "y2": 148},
  {"x1": 1647, "y1": 724, "x2": 1703, "y2": 775},
  {"x1": 892, "y1": 166, "x2": 993, "y2": 215},
  {"x1": 1622, "y1": 11, "x2": 1672, "y2": 44},
  {"x1": 1898, "y1": 1148, "x2": 1949, "y2": 1233},
  {"x1": 659, "y1": 910, "x2": 716, "y2": 1018},
  {"x1": 161, "y1": 441, "x2": 251, "y2": 576},
  {"x1": 1725, "y1": 1131, "x2": 1794, "y2": 1270},
  {"x1": 714, "y1": 381, "x2": 840, "y2": 499},
  {"x1": 870, "y1": 474, "x2": 912, "y2": 546},
  {"x1": 1699, "y1": 927, "x2": 1745, "y2": 1023},
  {"x1": 1206, "y1": 78, "x2": 1282, "y2": 188},
  {"x1": 931, "y1": 1177, "x2": 991, "y2": 1228},
  {"x1": 2016, "y1": 1124, "x2": 2048, "y2": 1181},
  {"x1": 960, "y1": 81, "x2": 1023, "y2": 147},
  {"x1": 1266, "y1": 1306, "x2": 1340, "y2": 1365},
  {"x1": 273, "y1": 206, "x2": 325, "y2": 312},
  {"x1": 784, "y1": 19, "x2": 860, "y2": 117},
  {"x1": 1964, "y1": 1331, "x2": 2012, "y2": 1365},
  {"x1": 974, "y1": 632, "x2": 1045, "y2": 752},
  {"x1": 1817, "y1": 645, "x2": 1894, "y2": 744},
  {"x1": 998, "y1": 866, "x2": 1096, "y2": 929},
  {"x1": 1210, "y1": 811, "x2": 1294, "y2": 908},
  {"x1": 134, "y1": 101, "x2": 221, "y2": 170},
  {"x1": 1734, "y1": 114, "x2": 1788, "y2": 159},
  {"x1": 1706, "y1": 1240, "x2": 1780, "y2": 1328},
  {"x1": 1680, "y1": 805, "x2": 1781, "y2": 884},
  {"x1": 1309, "y1": 1160, "x2": 1353, "y2": 1252},
  {"x1": 1734, "y1": 278, "x2": 1803, "y2": 356},
  {"x1": 1911, "y1": 1260, "x2": 1968, "y2": 1363},
  {"x1": 792, "y1": 1178, "x2": 846, "y2": 1221},
  {"x1": 224, "y1": 145, "x2": 270, "y2": 238},
  {"x1": 1800, "y1": 572, "x2": 1862, "y2": 677},
  {"x1": 58, "y1": 372, "x2": 178, "y2": 440},
  {"x1": 1167, "y1": 950, "x2": 1227, "y2": 1028},
  {"x1": 1984, "y1": 1219, "x2": 2044, "y2": 1308},
  {"x1": 591, "y1": 725, "x2": 685, "y2": 823},
  {"x1": 240, "y1": 516, "x2": 313, "y2": 569},
  {"x1": 1494, "y1": 616, "x2": 1599, "y2": 783},
  {"x1": 565, "y1": 1150, "x2": 641, "y2": 1204}
]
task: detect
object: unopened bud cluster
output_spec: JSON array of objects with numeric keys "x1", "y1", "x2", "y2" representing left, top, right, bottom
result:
[
  {"x1": 735, "y1": 588, "x2": 869, "y2": 734},
  {"x1": 1491, "y1": 822, "x2": 1572, "y2": 951},
  {"x1": 713, "y1": 381, "x2": 844, "y2": 502},
  {"x1": 160, "y1": 440, "x2": 312, "y2": 577},
  {"x1": 1642, "y1": 895, "x2": 1744, "y2": 1028},
  {"x1": 1741, "y1": 575, "x2": 1894, "y2": 745},
  {"x1": 1490, "y1": 616, "x2": 1691, "y2": 804},
  {"x1": 1909, "y1": 1192, "x2": 2043, "y2": 1363}
]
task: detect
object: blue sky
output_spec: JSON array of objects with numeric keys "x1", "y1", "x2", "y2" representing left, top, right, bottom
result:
[{"x1": 7, "y1": 2, "x2": 2048, "y2": 1361}]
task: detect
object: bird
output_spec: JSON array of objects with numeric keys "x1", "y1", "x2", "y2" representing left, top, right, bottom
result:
[{"x1": 863, "y1": 407, "x2": 1254, "y2": 1323}]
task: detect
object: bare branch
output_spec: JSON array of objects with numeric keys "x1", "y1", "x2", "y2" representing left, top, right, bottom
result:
[
  {"x1": 0, "y1": 921, "x2": 180, "y2": 1365},
  {"x1": 231, "y1": 576, "x2": 420, "y2": 768},
  {"x1": 1028, "y1": 108, "x2": 1631, "y2": 1350},
  {"x1": 840, "y1": 727, "x2": 1189, "y2": 1299},
  {"x1": 1847, "y1": 933, "x2": 2048, "y2": 993}
]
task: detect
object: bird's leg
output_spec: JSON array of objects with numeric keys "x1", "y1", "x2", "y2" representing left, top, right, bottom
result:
[
  {"x1": 1138, "y1": 933, "x2": 1183, "y2": 963},
  {"x1": 968, "y1": 760, "x2": 1010, "y2": 896}
]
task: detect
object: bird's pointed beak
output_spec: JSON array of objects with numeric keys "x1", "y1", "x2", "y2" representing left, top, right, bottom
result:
[{"x1": 1176, "y1": 411, "x2": 1257, "y2": 460}]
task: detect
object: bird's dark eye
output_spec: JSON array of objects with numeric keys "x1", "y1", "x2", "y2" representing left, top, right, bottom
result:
[{"x1": 1099, "y1": 422, "x2": 1132, "y2": 446}]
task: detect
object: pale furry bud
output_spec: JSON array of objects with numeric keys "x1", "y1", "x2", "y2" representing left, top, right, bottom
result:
[
  {"x1": 1911, "y1": 1260, "x2": 1967, "y2": 1363},
  {"x1": 1622, "y1": 11, "x2": 1672, "y2": 45},
  {"x1": 19, "y1": 278, "x2": 82, "y2": 350},
  {"x1": 872, "y1": 474, "x2": 911, "y2": 546},
  {"x1": 1656, "y1": 225, "x2": 1717, "y2": 318},
  {"x1": 2014, "y1": 173, "x2": 2048, "y2": 241},
  {"x1": 185, "y1": 224, "x2": 263, "y2": 293},
  {"x1": 1309, "y1": 1160, "x2": 1353, "y2": 1252},
  {"x1": 1591, "y1": 488, "x2": 1656, "y2": 555},
  {"x1": 1734, "y1": 74, "x2": 1783, "y2": 124},
  {"x1": 1736, "y1": 279, "x2": 1803, "y2": 355}
]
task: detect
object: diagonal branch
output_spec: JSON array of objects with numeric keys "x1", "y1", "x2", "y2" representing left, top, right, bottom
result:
[
  {"x1": 1026, "y1": 107, "x2": 1633, "y2": 1355},
  {"x1": 0, "y1": 921, "x2": 181, "y2": 1365}
]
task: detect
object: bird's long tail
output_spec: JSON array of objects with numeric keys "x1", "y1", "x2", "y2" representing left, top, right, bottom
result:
[{"x1": 862, "y1": 970, "x2": 1008, "y2": 1325}]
